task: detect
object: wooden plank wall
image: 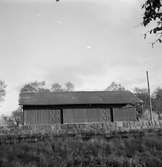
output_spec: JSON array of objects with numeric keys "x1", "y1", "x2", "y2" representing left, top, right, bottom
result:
[
  {"x1": 63, "y1": 108, "x2": 111, "y2": 123},
  {"x1": 113, "y1": 107, "x2": 137, "y2": 121},
  {"x1": 24, "y1": 109, "x2": 61, "y2": 125},
  {"x1": 24, "y1": 107, "x2": 137, "y2": 125}
]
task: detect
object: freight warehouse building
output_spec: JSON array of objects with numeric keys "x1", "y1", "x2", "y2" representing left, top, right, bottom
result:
[{"x1": 19, "y1": 91, "x2": 142, "y2": 125}]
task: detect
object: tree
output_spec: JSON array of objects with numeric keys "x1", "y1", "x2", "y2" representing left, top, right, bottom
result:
[
  {"x1": 134, "y1": 87, "x2": 162, "y2": 117},
  {"x1": 65, "y1": 81, "x2": 74, "y2": 91},
  {"x1": 0, "y1": 115, "x2": 9, "y2": 126},
  {"x1": 51, "y1": 83, "x2": 63, "y2": 92},
  {"x1": 105, "y1": 82, "x2": 126, "y2": 91},
  {"x1": 134, "y1": 87, "x2": 150, "y2": 109},
  {"x1": 51, "y1": 82, "x2": 75, "y2": 92},
  {"x1": 19, "y1": 81, "x2": 50, "y2": 101},
  {"x1": 20, "y1": 81, "x2": 46, "y2": 94},
  {"x1": 142, "y1": 0, "x2": 162, "y2": 45},
  {"x1": 11, "y1": 107, "x2": 23, "y2": 127},
  {"x1": 0, "y1": 80, "x2": 7, "y2": 102},
  {"x1": 152, "y1": 88, "x2": 162, "y2": 113},
  {"x1": 133, "y1": 88, "x2": 150, "y2": 118},
  {"x1": 1, "y1": 114, "x2": 15, "y2": 127}
]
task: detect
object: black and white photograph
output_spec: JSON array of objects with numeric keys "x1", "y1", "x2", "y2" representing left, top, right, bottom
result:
[{"x1": 0, "y1": 0, "x2": 162, "y2": 166}]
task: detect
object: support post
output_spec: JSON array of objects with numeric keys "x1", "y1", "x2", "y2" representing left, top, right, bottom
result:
[
  {"x1": 110, "y1": 107, "x2": 114, "y2": 122},
  {"x1": 60, "y1": 108, "x2": 63, "y2": 124},
  {"x1": 146, "y1": 71, "x2": 153, "y2": 121},
  {"x1": 22, "y1": 106, "x2": 24, "y2": 126}
]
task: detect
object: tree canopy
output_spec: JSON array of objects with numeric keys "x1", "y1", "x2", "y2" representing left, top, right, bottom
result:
[
  {"x1": 51, "y1": 82, "x2": 75, "y2": 92},
  {"x1": 20, "y1": 81, "x2": 75, "y2": 95},
  {"x1": 19, "y1": 81, "x2": 50, "y2": 101},
  {"x1": 105, "y1": 82, "x2": 126, "y2": 91},
  {"x1": 134, "y1": 87, "x2": 150, "y2": 109},
  {"x1": 142, "y1": 0, "x2": 162, "y2": 45},
  {"x1": 20, "y1": 81, "x2": 46, "y2": 94},
  {"x1": 65, "y1": 81, "x2": 74, "y2": 91},
  {"x1": 152, "y1": 88, "x2": 162, "y2": 113},
  {"x1": 11, "y1": 107, "x2": 23, "y2": 127},
  {"x1": 0, "y1": 80, "x2": 6, "y2": 102},
  {"x1": 51, "y1": 83, "x2": 63, "y2": 92}
]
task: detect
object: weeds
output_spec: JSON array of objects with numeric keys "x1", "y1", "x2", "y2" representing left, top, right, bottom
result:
[{"x1": 0, "y1": 130, "x2": 162, "y2": 167}]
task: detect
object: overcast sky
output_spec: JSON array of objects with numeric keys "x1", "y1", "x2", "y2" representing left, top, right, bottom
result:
[{"x1": 0, "y1": 0, "x2": 161, "y2": 115}]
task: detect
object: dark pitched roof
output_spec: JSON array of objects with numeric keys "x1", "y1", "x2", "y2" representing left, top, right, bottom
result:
[{"x1": 19, "y1": 91, "x2": 142, "y2": 106}]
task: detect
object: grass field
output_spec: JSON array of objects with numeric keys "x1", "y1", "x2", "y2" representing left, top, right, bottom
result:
[{"x1": 0, "y1": 130, "x2": 162, "y2": 167}]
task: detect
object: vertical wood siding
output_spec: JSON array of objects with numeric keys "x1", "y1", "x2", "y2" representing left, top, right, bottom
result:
[
  {"x1": 63, "y1": 108, "x2": 111, "y2": 123},
  {"x1": 24, "y1": 109, "x2": 61, "y2": 125},
  {"x1": 113, "y1": 107, "x2": 136, "y2": 121},
  {"x1": 24, "y1": 107, "x2": 137, "y2": 125}
]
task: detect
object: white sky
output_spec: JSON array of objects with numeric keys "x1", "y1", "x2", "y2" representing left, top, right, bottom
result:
[{"x1": 0, "y1": 0, "x2": 161, "y2": 115}]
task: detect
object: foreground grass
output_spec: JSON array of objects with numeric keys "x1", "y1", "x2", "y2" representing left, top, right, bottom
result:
[{"x1": 0, "y1": 130, "x2": 162, "y2": 167}]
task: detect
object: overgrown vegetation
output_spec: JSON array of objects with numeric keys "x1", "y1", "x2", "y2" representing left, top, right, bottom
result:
[{"x1": 0, "y1": 130, "x2": 162, "y2": 167}]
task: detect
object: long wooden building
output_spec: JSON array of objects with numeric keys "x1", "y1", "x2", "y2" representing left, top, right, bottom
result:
[{"x1": 19, "y1": 91, "x2": 142, "y2": 125}]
